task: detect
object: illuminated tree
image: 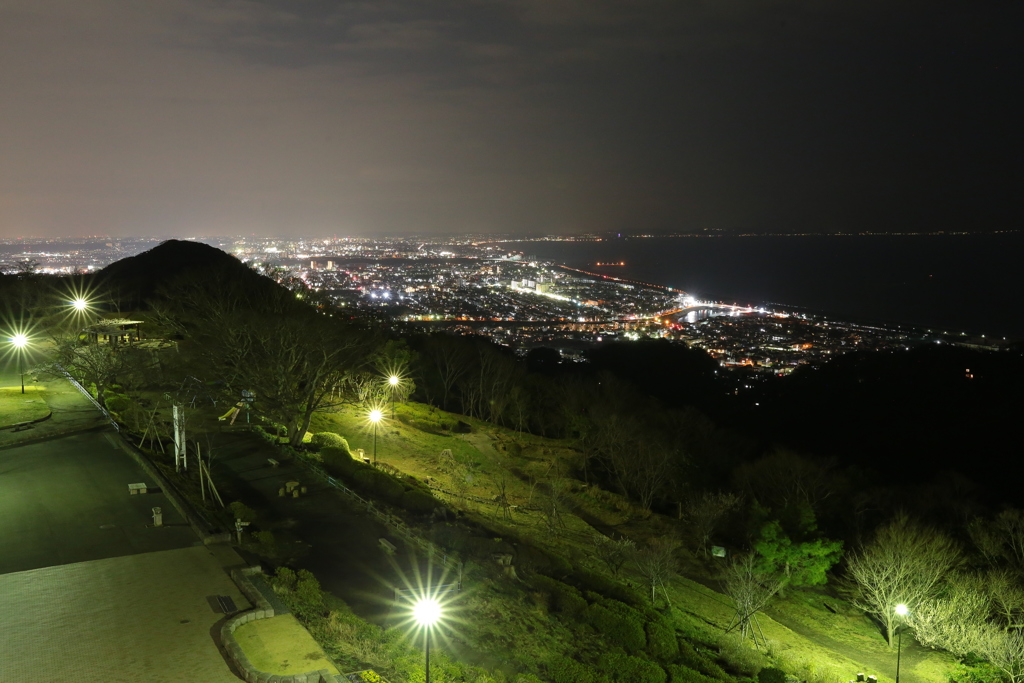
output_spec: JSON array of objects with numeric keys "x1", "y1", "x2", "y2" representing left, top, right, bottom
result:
[{"x1": 846, "y1": 515, "x2": 962, "y2": 647}]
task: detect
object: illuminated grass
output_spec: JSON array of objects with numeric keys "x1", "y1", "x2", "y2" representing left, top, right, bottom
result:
[
  {"x1": 232, "y1": 614, "x2": 339, "y2": 675},
  {"x1": 0, "y1": 385, "x2": 50, "y2": 425}
]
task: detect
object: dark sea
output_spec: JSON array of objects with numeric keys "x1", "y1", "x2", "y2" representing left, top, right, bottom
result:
[{"x1": 503, "y1": 233, "x2": 1024, "y2": 339}]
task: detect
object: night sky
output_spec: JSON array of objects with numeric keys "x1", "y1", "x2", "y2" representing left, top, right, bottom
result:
[{"x1": 1, "y1": 1, "x2": 1020, "y2": 238}]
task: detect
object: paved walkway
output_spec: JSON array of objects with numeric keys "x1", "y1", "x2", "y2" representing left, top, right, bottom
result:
[
  {"x1": 0, "y1": 430, "x2": 200, "y2": 575},
  {"x1": 0, "y1": 368, "x2": 107, "y2": 449},
  {"x1": 0, "y1": 545, "x2": 250, "y2": 682}
]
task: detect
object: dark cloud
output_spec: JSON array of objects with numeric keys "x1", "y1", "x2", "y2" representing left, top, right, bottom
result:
[{"x1": 0, "y1": 0, "x2": 1019, "y2": 237}]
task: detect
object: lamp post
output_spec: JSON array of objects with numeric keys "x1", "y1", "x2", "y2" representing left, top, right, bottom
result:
[
  {"x1": 388, "y1": 374, "x2": 399, "y2": 419},
  {"x1": 10, "y1": 333, "x2": 28, "y2": 394},
  {"x1": 895, "y1": 603, "x2": 909, "y2": 683},
  {"x1": 368, "y1": 408, "x2": 383, "y2": 465},
  {"x1": 413, "y1": 597, "x2": 442, "y2": 683}
]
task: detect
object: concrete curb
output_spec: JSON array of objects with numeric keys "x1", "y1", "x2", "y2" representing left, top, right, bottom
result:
[
  {"x1": 0, "y1": 409, "x2": 53, "y2": 432},
  {"x1": 222, "y1": 568, "x2": 342, "y2": 683},
  {"x1": 0, "y1": 420, "x2": 106, "y2": 451}
]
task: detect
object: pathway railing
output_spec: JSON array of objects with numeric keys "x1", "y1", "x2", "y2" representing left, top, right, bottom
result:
[{"x1": 54, "y1": 364, "x2": 119, "y2": 431}]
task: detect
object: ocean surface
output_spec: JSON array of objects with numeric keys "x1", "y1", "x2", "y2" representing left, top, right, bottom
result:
[{"x1": 502, "y1": 233, "x2": 1024, "y2": 339}]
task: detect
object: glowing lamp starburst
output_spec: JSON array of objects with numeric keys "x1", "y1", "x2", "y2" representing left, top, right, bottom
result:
[{"x1": 413, "y1": 598, "x2": 442, "y2": 627}]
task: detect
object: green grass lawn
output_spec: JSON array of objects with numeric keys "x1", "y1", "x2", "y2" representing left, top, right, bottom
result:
[
  {"x1": 233, "y1": 614, "x2": 339, "y2": 675},
  {"x1": 0, "y1": 385, "x2": 51, "y2": 425}
]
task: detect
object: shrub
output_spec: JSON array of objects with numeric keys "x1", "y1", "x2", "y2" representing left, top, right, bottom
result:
[
  {"x1": 353, "y1": 468, "x2": 405, "y2": 503},
  {"x1": 531, "y1": 575, "x2": 588, "y2": 617},
  {"x1": 322, "y1": 446, "x2": 358, "y2": 477},
  {"x1": 398, "y1": 488, "x2": 439, "y2": 515},
  {"x1": 229, "y1": 501, "x2": 258, "y2": 523},
  {"x1": 677, "y1": 641, "x2": 729, "y2": 681},
  {"x1": 719, "y1": 635, "x2": 767, "y2": 676},
  {"x1": 105, "y1": 394, "x2": 132, "y2": 414},
  {"x1": 758, "y1": 667, "x2": 786, "y2": 683},
  {"x1": 574, "y1": 570, "x2": 645, "y2": 608},
  {"x1": 667, "y1": 664, "x2": 720, "y2": 683},
  {"x1": 293, "y1": 569, "x2": 327, "y2": 619},
  {"x1": 646, "y1": 616, "x2": 679, "y2": 662},
  {"x1": 586, "y1": 602, "x2": 646, "y2": 653},
  {"x1": 310, "y1": 432, "x2": 350, "y2": 452},
  {"x1": 547, "y1": 655, "x2": 605, "y2": 683},
  {"x1": 597, "y1": 652, "x2": 667, "y2": 683}
]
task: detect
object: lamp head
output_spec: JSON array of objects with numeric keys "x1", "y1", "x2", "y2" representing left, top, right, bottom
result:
[
  {"x1": 389, "y1": 375, "x2": 400, "y2": 386},
  {"x1": 895, "y1": 604, "x2": 909, "y2": 616},
  {"x1": 368, "y1": 409, "x2": 383, "y2": 423},
  {"x1": 10, "y1": 333, "x2": 28, "y2": 348},
  {"x1": 71, "y1": 298, "x2": 89, "y2": 311},
  {"x1": 413, "y1": 597, "x2": 441, "y2": 627}
]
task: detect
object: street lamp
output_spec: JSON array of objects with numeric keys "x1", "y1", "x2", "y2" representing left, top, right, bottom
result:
[
  {"x1": 368, "y1": 408, "x2": 383, "y2": 465},
  {"x1": 10, "y1": 333, "x2": 28, "y2": 394},
  {"x1": 413, "y1": 597, "x2": 442, "y2": 683},
  {"x1": 388, "y1": 374, "x2": 400, "y2": 419},
  {"x1": 71, "y1": 298, "x2": 89, "y2": 312},
  {"x1": 895, "y1": 603, "x2": 909, "y2": 683}
]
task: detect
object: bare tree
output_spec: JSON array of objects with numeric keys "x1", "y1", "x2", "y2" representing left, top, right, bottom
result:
[
  {"x1": 683, "y1": 491, "x2": 741, "y2": 556},
  {"x1": 908, "y1": 571, "x2": 990, "y2": 655},
  {"x1": 978, "y1": 627, "x2": 1024, "y2": 683},
  {"x1": 989, "y1": 570, "x2": 1024, "y2": 629},
  {"x1": 634, "y1": 539, "x2": 681, "y2": 606},
  {"x1": 594, "y1": 536, "x2": 637, "y2": 576},
  {"x1": 725, "y1": 553, "x2": 786, "y2": 642},
  {"x1": 846, "y1": 515, "x2": 963, "y2": 647},
  {"x1": 43, "y1": 334, "x2": 148, "y2": 409}
]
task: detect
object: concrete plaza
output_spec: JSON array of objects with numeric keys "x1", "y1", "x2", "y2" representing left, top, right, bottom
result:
[
  {"x1": 0, "y1": 545, "x2": 250, "y2": 682},
  {"x1": 0, "y1": 429, "x2": 199, "y2": 575}
]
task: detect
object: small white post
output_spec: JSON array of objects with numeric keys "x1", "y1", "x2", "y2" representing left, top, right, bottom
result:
[{"x1": 152, "y1": 507, "x2": 163, "y2": 527}]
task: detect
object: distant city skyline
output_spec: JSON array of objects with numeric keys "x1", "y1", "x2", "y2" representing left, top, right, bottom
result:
[{"x1": 1, "y1": 1, "x2": 1020, "y2": 238}]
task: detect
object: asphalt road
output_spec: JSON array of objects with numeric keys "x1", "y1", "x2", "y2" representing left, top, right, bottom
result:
[{"x1": 0, "y1": 429, "x2": 200, "y2": 575}]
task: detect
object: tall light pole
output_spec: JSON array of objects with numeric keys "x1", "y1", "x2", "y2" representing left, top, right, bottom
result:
[
  {"x1": 388, "y1": 374, "x2": 400, "y2": 419},
  {"x1": 413, "y1": 597, "x2": 442, "y2": 683},
  {"x1": 10, "y1": 333, "x2": 28, "y2": 394},
  {"x1": 895, "y1": 603, "x2": 909, "y2": 683},
  {"x1": 368, "y1": 408, "x2": 383, "y2": 465}
]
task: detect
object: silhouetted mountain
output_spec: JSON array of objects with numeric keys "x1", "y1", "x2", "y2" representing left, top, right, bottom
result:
[{"x1": 96, "y1": 239, "x2": 269, "y2": 309}]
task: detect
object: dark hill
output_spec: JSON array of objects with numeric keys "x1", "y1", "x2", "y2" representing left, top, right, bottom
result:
[{"x1": 96, "y1": 239, "x2": 273, "y2": 309}]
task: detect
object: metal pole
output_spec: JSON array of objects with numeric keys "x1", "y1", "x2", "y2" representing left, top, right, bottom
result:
[
  {"x1": 896, "y1": 626, "x2": 902, "y2": 683},
  {"x1": 373, "y1": 422, "x2": 378, "y2": 466},
  {"x1": 425, "y1": 627, "x2": 431, "y2": 683},
  {"x1": 20, "y1": 355, "x2": 25, "y2": 394}
]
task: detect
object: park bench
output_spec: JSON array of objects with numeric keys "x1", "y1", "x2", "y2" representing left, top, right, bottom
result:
[
  {"x1": 11, "y1": 421, "x2": 32, "y2": 432},
  {"x1": 378, "y1": 538, "x2": 397, "y2": 554},
  {"x1": 267, "y1": 458, "x2": 279, "y2": 468}
]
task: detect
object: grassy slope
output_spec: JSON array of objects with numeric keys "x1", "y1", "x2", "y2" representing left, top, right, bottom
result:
[{"x1": 307, "y1": 402, "x2": 955, "y2": 683}]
